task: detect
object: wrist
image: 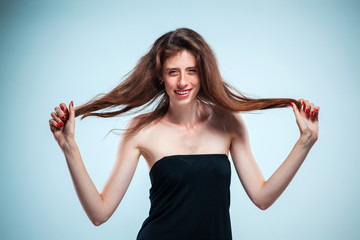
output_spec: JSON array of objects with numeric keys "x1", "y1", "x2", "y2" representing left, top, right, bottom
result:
[
  {"x1": 60, "y1": 137, "x2": 77, "y2": 153},
  {"x1": 298, "y1": 132, "x2": 318, "y2": 148}
]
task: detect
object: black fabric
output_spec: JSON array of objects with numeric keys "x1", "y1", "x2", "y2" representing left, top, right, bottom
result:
[{"x1": 136, "y1": 154, "x2": 232, "y2": 240}]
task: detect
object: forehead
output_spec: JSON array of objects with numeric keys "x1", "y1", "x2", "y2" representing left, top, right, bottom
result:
[{"x1": 163, "y1": 50, "x2": 197, "y2": 68}]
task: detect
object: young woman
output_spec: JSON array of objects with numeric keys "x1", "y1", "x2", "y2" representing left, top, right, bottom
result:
[{"x1": 49, "y1": 28, "x2": 319, "y2": 240}]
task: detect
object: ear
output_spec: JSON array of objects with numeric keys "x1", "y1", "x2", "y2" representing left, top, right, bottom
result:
[{"x1": 159, "y1": 75, "x2": 164, "y2": 83}]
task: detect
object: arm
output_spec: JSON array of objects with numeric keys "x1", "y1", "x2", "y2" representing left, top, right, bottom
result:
[
  {"x1": 230, "y1": 99, "x2": 319, "y2": 210},
  {"x1": 50, "y1": 102, "x2": 141, "y2": 226}
]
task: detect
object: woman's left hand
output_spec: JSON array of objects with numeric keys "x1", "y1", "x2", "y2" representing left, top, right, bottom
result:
[{"x1": 290, "y1": 99, "x2": 319, "y2": 147}]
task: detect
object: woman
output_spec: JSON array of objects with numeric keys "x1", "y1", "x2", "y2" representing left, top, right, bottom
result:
[{"x1": 49, "y1": 28, "x2": 319, "y2": 240}]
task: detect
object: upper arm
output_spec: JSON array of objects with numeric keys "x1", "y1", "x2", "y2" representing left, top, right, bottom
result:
[
  {"x1": 229, "y1": 112, "x2": 265, "y2": 205},
  {"x1": 99, "y1": 119, "x2": 141, "y2": 222}
]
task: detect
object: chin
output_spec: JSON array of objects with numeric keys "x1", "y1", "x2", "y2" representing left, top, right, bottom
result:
[{"x1": 170, "y1": 94, "x2": 199, "y2": 106}]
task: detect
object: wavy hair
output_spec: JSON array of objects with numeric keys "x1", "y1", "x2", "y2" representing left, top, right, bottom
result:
[{"x1": 74, "y1": 28, "x2": 300, "y2": 136}]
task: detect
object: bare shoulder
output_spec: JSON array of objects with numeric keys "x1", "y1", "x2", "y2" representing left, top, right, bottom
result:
[
  {"x1": 120, "y1": 113, "x2": 158, "y2": 149},
  {"x1": 210, "y1": 110, "x2": 247, "y2": 137},
  {"x1": 123, "y1": 113, "x2": 151, "y2": 138}
]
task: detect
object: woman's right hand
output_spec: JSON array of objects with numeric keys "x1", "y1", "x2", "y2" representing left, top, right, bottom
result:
[{"x1": 49, "y1": 101, "x2": 75, "y2": 149}]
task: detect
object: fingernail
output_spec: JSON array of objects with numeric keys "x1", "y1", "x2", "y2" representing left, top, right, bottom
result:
[
  {"x1": 310, "y1": 111, "x2": 314, "y2": 116},
  {"x1": 290, "y1": 102, "x2": 294, "y2": 107},
  {"x1": 302, "y1": 101, "x2": 305, "y2": 106},
  {"x1": 61, "y1": 106, "x2": 65, "y2": 111},
  {"x1": 57, "y1": 124, "x2": 60, "y2": 128},
  {"x1": 60, "y1": 122, "x2": 64, "y2": 127},
  {"x1": 71, "y1": 101, "x2": 73, "y2": 107},
  {"x1": 62, "y1": 116, "x2": 66, "y2": 121},
  {"x1": 305, "y1": 109, "x2": 310, "y2": 114},
  {"x1": 315, "y1": 108, "x2": 319, "y2": 113}
]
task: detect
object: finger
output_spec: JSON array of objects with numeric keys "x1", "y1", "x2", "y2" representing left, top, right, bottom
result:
[
  {"x1": 51, "y1": 112, "x2": 64, "y2": 127},
  {"x1": 291, "y1": 100, "x2": 302, "y2": 111},
  {"x1": 54, "y1": 106, "x2": 67, "y2": 122},
  {"x1": 290, "y1": 101, "x2": 301, "y2": 118},
  {"x1": 314, "y1": 106, "x2": 320, "y2": 118},
  {"x1": 315, "y1": 106, "x2": 320, "y2": 115},
  {"x1": 60, "y1": 103, "x2": 69, "y2": 119},
  {"x1": 298, "y1": 98, "x2": 305, "y2": 111},
  {"x1": 68, "y1": 101, "x2": 74, "y2": 119},
  {"x1": 309, "y1": 102, "x2": 316, "y2": 117},
  {"x1": 49, "y1": 123, "x2": 57, "y2": 133},
  {"x1": 49, "y1": 119, "x2": 61, "y2": 130},
  {"x1": 304, "y1": 100, "x2": 311, "y2": 116}
]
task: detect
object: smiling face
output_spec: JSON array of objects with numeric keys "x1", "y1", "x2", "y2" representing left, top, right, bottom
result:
[{"x1": 162, "y1": 50, "x2": 200, "y2": 107}]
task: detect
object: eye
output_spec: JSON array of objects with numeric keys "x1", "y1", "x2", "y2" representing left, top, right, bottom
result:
[
  {"x1": 187, "y1": 68, "x2": 197, "y2": 74},
  {"x1": 168, "y1": 69, "x2": 179, "y2": 75}
]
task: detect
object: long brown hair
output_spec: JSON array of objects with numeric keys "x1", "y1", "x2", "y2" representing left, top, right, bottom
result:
[{"x1": 74, "y1": 28, "x2": 300, "y2": 136}]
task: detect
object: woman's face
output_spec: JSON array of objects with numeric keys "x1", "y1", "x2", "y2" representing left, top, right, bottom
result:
[{"x1": 162, "y1": 50, "x2": 200, "y2": 107}]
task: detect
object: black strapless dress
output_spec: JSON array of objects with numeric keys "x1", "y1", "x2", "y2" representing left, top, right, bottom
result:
[{"x1": 136, "y1": 154, "x2": 232, "y2": 240}]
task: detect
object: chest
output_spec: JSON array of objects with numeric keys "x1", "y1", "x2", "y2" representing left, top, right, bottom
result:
[{"x1": 139, "y1": 121, "x2": 231, "y2": 164}]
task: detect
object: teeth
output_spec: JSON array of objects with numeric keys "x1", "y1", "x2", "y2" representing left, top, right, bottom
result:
[{"x1": 175, "y1": 90, "x2": 190, "y2": 95}]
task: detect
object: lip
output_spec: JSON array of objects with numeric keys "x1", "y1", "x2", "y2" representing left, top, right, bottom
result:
[{"x1": 174, "y1": 89, "x2": 192, "y2": 98}]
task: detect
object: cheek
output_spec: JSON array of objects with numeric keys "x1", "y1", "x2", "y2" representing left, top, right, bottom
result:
[
  {"x1": 193, "y1": 77, "x2": 200, "y2": 88},
  {"x1": 164, "y1": 78, "x2": 174, "y2": 88},
  {"x1": 164, "y1": 81, "x2": 175, "y2": 95},
  {"x1": 164, "y1": 85, "x2": 171, "y2": 94},
  {"x1": 195, "y1": 78, "x2": 202, "y2": 95}
]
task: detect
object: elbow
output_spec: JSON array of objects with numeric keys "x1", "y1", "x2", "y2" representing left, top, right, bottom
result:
[
  {"x1": 253, "y1": 198, "x2": 272, "y2": 211},
  {"x1": 92, "y1": 220, "x2": 104, "y2": 227},
  {"x1": 90, "y1": 215, "x2": 108, "y2": 227},
  {"x1": 251, "y1": 190, "x2": 274, "y2": 210},
  {"x1": 258, "y1": 204, "x2": 270, "y2": 211},
  {"x1": 260, "y1": 201, "x2": 276, "y2": 210},
  {"x1": 87, "y1": 196, "x2": 110, "y2": 226},
  {"x1": 92, "y1": 218, "x2": 106, "y2": 226}
]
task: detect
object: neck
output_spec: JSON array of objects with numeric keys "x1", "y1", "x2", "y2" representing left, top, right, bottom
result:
[{"x1": 165, "y1": 100, "x2": 210, "y2": 129}]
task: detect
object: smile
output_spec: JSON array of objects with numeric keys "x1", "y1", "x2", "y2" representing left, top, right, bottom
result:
[{"x1": 174, "y1": 89, "x2": 191, "y2": 96}]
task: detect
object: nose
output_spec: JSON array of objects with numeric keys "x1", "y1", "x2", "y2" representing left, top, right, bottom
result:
[{"x1": 177, "y1": 72, "x2": 188, "y2": 88}]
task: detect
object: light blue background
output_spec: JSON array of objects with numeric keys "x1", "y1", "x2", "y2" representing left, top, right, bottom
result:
[{"x1": 1, "y1": 0, "x2": 359, "y2": 239}]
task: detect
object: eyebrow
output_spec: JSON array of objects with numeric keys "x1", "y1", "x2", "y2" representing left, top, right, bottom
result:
[{"x1": 165, "y1": 66, "x2": 197, "y2": 71}]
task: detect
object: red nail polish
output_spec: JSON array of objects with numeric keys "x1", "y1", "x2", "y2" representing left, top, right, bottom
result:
[
  {"x1": 57, "y1": 124, "x2": 60, "y2": 128},
  {"x1": 302, "y1": 101, "x2": 305, "y2": 106},
  {"x1": 61, "y1": 106, "x2": 65, "y2": 111},
  {"x1": 60, "y1": 122, "x2": 64, "y2": 127},
  {"x1": 310, "y1": 112, "x2": 314, "y2": 116},
  {"x1": 62, "y1": 116, "x2": 66, "y2": 121},
  {"x1": 71, "y1": 101, "x2": 73, "y2": 107},
  {"x1": 315, "y1": 108, "x2": 319, "y2": 112},
  {"x1": 305, "y1": 109, "x2": 309, "y2": 114},
  {"x1": 290, "y1": 102, "x2": 294, "y2": 107}
]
